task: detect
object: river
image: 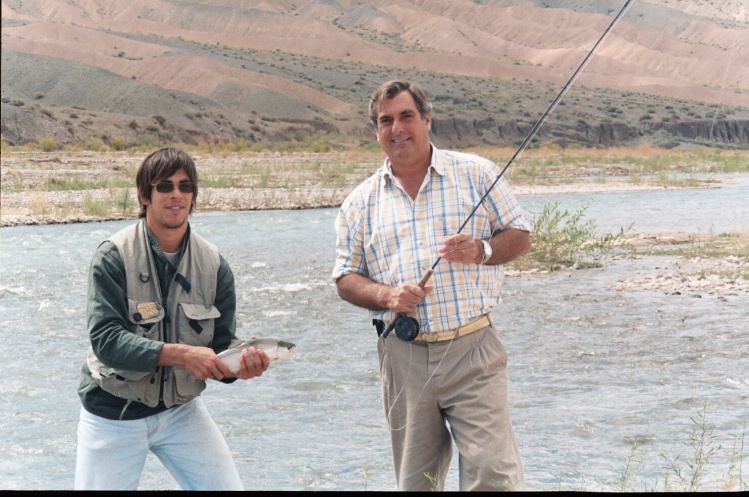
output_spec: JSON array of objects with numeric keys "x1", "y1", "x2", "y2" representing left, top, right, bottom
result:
[{"x1": 1, "y1": 180, "x2": 747, "y2": 491}]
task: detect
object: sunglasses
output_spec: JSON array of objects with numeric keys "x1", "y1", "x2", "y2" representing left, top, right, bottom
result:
[{"x1": 152, "y1": 181, "x2": 197, "y2": 194}]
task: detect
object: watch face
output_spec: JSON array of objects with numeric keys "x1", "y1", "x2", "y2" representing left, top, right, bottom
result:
[{"x1": 482, "y1": 240, "x2": 492, "y2": 263}]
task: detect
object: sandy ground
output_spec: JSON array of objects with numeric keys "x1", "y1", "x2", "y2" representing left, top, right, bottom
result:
[
  {"x1": 0, "y1": 185, "x2": 347, "y2": 227},
  {"x1": 0, "y1": 151, "x2": 719, "y2": 228}
]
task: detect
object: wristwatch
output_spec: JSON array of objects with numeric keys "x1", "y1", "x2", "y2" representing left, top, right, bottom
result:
[{"x1": 480, "y1": 239, "x2": 492, "y2": 264}]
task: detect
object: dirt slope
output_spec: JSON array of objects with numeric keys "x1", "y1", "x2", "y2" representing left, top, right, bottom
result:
[{"x1": 2, "y1": 0, "x2": 748, "y2": 148}]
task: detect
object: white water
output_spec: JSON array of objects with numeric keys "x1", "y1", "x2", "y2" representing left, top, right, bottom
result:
[{"x1": 1, "y1": 180, "x2": 747, "y2": 491}]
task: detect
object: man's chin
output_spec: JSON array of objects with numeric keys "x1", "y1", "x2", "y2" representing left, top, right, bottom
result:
[{"x1": 162, "y1": 216, "x2": 189, "y2": 230}]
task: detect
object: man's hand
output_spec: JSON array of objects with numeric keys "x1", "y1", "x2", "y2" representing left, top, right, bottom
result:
[
  {"x1": 157, "y1": 343, "x2": 236, "y2": 381},
  {"x1": 384, "y1": 282, "x2": 433, "y2": 314},
  {"x1": 235, "y1": 346, "x2": 270, "y2": 380},
  {"x1": 157, "y1": 344, "x2": 234, "y2": 381},
  {"x1": 335, "y1": 273, "x2": 432, "y2": 313},
  {"x1": 439, "y1": 234, "x2": 482, "y2": 264}
]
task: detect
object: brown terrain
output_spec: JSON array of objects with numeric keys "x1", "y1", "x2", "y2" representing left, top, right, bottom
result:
[
  {"x1": 1, "y1": 1, "x2": 748, "y2": 297},
  {"x1": 2, "y1": 0, "x2": 748, "y2": 149}
]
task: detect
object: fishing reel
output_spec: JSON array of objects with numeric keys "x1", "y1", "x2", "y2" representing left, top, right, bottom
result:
[
  {"x1": 394, "y1": 316, "x2": 420, "y2": 341},
  {"x1": 377, "y1": 315, "x2": 420, "y2": 341}
]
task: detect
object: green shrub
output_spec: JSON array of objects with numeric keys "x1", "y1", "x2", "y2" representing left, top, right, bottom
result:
[
  {"x1": 83, "y1": 137, "x2": 107, "y2": 151},
  {"x1": 82, "y1": 194, "x2": 110, "y2": 217},
  {"x1": 110, "y1": 136, "x2": 126, "y2": 151},
  {"x1": 514, "y1": 201, "x2": 627, "y2": 271},
  {"x1": 38, "y1": 135, "x2": 59, "y2": 152}
]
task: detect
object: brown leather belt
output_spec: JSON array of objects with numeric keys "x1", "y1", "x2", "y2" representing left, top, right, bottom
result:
[{"x1": 413, "y1": 314, "x2": 491, "y2": 343}]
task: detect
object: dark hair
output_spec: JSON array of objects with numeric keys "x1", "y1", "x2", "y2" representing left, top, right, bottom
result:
[
  {"x1": 136, "y1": 147, "x2": 199, "y2": 218},
  {"x1": 368, "y1": 80, "x2": 432, "y2": 129}
]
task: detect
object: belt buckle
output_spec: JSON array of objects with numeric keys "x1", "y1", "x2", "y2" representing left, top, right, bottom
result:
[{"x1": 419, "y1": 332, "x2": 439, "y2": 343}]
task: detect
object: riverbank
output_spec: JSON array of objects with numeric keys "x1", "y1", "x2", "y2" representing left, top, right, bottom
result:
[
  {"x1": 2, "y1": 150, "x2": 748, "y2": 299},
  {"x1": 0, "y1": 179, "x2": 692, "y2": 228},
  {"x1": 3, "y1": 146, "x2": 747, "y2": 228},
  {"x1": 3, "y1": 183, "x2": 748, "y2": 300},
  {"x1": 0, "y1": 185, "x2": 349, "y2": 227}
]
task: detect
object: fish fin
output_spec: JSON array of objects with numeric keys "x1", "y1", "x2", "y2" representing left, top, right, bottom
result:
[{"x1": 227, "y1": 338, "x2": 247, "y2": 350}]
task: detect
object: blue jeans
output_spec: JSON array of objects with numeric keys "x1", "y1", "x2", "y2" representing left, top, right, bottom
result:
[{"x1": 74, "y1": 397, "x2": 243, "y2": 490}]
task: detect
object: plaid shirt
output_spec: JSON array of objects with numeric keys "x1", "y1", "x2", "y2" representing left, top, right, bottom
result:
[{"x1": 332, "y1": 145, "x2": 531, "y2": 333}]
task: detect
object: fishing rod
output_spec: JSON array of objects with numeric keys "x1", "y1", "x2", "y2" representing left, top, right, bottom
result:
[{"x1": 382, "y1": 0, "x2": 635, "y2": 341}]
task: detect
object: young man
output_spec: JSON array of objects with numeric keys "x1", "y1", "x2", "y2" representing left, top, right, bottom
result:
[
  {"x1": 332, "y1": 81, "x2": 531, "y2": 491},
  {"x1": 75, "y1": 147, "x2": 270, "y2": 490}
]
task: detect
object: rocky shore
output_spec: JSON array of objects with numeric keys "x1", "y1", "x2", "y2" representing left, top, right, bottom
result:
[
  {"x1": 0, "y1": 164, "x2": 705, "y2": 228},
  {"x1": 0, "y1": 185, "x2": 348, "y2": 227},
  {"x1": 611, "y1": 252, "x2": 749, "y2": 299},
  {"x1": 2, "y1": 152, "x2": 747, "y2": 300}
]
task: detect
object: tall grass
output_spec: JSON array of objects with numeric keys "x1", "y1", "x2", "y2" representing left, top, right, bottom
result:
[
  {"x1": 377, "y1": 404, "x2": 746, "y2": 492},
  {"x1": 614, "y1": 403, "x2": 746, "y2": 492},
  {"x1": 45, "y1": 176, "x2": 132, "y2": 191},
  {"x1": 5, "y1": 146, "x2": 747, "y2": 195},
  {"x1": 479, "y1": 143, "x2": 749, "y2": 182}
]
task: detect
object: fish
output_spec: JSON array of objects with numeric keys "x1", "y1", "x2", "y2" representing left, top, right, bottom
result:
[{"x1": 218, "y1": 337, "x2": 296, "y2": 374}]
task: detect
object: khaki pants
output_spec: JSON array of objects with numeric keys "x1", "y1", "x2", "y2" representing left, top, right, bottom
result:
[{"x1": 377, "y1": 324, "x2": 525, "y2": 491}]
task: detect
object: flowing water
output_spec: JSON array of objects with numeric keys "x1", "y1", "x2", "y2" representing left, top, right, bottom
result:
[{"x1": 1, "y1": 179, "x2": 748, "y2": 491}]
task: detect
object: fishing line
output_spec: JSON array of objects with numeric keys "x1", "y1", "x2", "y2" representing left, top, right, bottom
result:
[
  {"x1": 384, "y1": 337, "x2": 465, "y2": 432},
  {"x1": 381, "y1": 0, "x2": 635, "y2": 340},
  {"x1": 384, "y1": 339, "x2": 458, "y2": 432},
  {"x1": 384, "y1": 2, "x2": 635, "y2": 430}
]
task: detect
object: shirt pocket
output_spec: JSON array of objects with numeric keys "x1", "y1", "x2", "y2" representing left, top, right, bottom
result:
[
  {"x1": 179, "y1": 302, "x2": 220, "y2": 347},
  {"x1": 127, "y1": 299, "x2": 163, "y2": 340}
]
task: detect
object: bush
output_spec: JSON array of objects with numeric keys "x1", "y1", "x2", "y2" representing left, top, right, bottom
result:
[
  {"x1": 514, "y1": 200, "x2": 627, "y2": 271},
  {"x1": 83, "y1": 137, "x2": 106, "y2": 152},
  {"x1": 110, "y1": 136, "x2": 126, "y2": 151},
  {"x1": 38, "y1": 135, "x2": 59, "y2": 152}
]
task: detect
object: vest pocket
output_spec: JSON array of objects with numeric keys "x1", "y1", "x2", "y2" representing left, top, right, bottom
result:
[
  {"x1": 87, "y1": 348, "x2": 161, "y2": 406},
  {"x1": 101, "y1": 372, "x2": 160, "y2": 407},
  {"x1": 171, "y1": 368, "x2": 207, "y2": 404},
  {"x1": 178, "y1": 303, "x2": 220, "y2": 346},
  {"x1": 127, "y1": 299, "x2": 164, "y2": 338}
]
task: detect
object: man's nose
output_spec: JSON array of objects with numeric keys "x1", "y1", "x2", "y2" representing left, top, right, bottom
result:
[{"x1": 392, "y1": 117, "x2": 405, "y2": 134}]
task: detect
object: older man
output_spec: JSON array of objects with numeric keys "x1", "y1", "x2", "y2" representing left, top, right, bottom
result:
[{"x1": 333, "y1": 81, "x2": 530, "y2": 491}]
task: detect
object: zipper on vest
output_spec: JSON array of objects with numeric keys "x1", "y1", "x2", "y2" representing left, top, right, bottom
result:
[{"x1": 160, "y1": 301, "x2": 168, "y2": 405}]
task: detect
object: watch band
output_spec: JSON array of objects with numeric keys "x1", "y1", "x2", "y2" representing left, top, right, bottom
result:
[{"x1": 480, "y1": 239, "x2": 492, "y2": 264}]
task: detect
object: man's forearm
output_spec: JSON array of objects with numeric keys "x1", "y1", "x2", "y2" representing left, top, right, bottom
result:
[
  {"x1": 335, "y1": 273, "x2": 391, "y2": 311},
  {"x1": 487, "y1": 228, "x2": 532, "y2": 265},
  {"x1": 156, "y1": 343, "x2": 188, "y2": 367}
]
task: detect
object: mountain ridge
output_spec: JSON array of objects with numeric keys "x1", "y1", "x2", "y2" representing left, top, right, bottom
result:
[{"x1": 2, "y1": 0, "x2": 748, "y2": 149}]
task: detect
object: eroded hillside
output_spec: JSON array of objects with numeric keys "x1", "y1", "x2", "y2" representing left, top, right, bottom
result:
[{"x1": 2, "y1": 0, "x2": 748, "y2": 149}]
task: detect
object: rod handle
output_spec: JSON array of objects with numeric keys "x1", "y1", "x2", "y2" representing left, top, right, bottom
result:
[{"x1": 381, "y1": 269, "x2": 434, "y2": 338}]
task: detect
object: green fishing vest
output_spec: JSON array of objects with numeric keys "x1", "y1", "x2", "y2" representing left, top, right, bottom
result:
[{"x1": 87, "y1": 219, "x2": 221, "y2": 408}]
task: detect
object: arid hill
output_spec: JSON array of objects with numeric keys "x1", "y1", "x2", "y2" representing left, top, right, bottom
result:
[{"x1": 2, "y1": 0, "x2": 748, "y2": 149}]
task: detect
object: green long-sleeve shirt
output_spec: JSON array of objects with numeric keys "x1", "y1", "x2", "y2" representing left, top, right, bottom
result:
[{"x1": 78, "y1": 224, "x2": 237, "y2": 420}]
